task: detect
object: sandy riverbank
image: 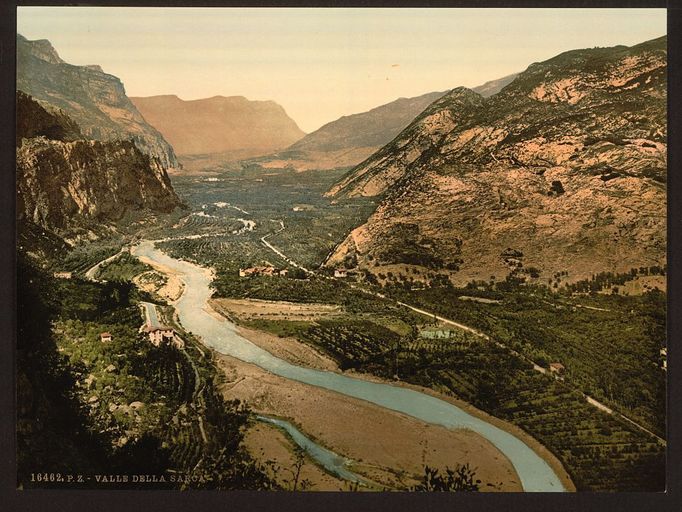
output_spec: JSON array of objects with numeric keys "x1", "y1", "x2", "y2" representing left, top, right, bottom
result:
[
  {"x1": 243, "y1": 421, "x2": 349, "y2": 491},
  {"x1": 217, "y1": 352, "x2": 523, "y2": 491},
  {"x1": 210, "y1": 297, "x2": 343, "y2": 322},
  {"x1": 224, "y1": 320, "x2": 575, "y2": 492},
  {"x1": 135, "y1": 255, "x2": 186, "y2": 302}
]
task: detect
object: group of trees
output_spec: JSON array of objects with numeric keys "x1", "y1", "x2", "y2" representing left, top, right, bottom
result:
[{"x1": 564, "y1": 265, "x2": 666, "y2": 294}]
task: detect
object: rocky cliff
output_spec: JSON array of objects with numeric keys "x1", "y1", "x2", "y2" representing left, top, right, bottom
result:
[
  {"x1": 326, "y1": 37, "x2": 666, "y2": 285},
  {"x1": 17, "y1": 34, "x2": 179, "y2": 169},
  {"x1": 130, "y1": 94, "x2": 305, "y2": 157},
  {"x1": 17, "y1": 92, "x2": 182, "y2": 238}
]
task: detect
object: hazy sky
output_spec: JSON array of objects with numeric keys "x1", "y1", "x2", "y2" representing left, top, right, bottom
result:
[{"x1": 17, "y1": 7, "x2": 665, "y2": 132}]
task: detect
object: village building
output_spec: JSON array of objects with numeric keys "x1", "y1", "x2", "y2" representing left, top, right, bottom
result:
[
  {"x1": 549, "y1": 362, "x2": 565, "y2": 374},
  {"x1": 334, "y1": 269, "x2": 348, "y2": 278},
  {"x1": 141, "y1": 324, "x2": 184, "y2": 349},
  {"x1": 100, "y1": 332, "x2": 112, "y2": 343},
  {"x1": 53, "y1": 271, "x2": 73, "y2": 279}
]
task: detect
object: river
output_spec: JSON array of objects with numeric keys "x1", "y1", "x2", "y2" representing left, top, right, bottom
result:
[
  {"x1": 256, "y1": 415, "x2": 367, "y2": 485},
  {"x1": 131, "y1": 240, "x2": 566, "y2": 492}
]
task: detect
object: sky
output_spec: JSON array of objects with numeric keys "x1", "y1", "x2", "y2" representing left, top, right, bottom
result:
[{"x1": 17, "y1": 7, "x2": 666, "y2": 133}]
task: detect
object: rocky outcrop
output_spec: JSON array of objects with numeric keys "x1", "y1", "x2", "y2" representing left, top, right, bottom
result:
[
  {"x1": 326, "y1": 37, "x2": 666, "y2": 284},
  {"x1": 16, "y1": 90, "x2": 82, "y2": 144},
  {"x1": 327, "y1": 87, "x2": 485, "y2": 197},
  {"x1": 17, "y1": 34, "x2": 179, "y2": 169},
  {"x1": 130, "y1": 94, "x2": 305, "y2": 156},
  {"x1": 16, "y1": 92, "x2": 182, "y2": 236}
]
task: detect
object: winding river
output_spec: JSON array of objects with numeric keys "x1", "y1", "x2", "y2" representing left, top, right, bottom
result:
[{"x1": 132, "y1": 240, "x2": 566, "y2": 492}]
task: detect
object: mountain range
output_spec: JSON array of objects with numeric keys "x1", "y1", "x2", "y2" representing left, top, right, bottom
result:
[
  {"x1": 17, "y1": 34, "x2": 179, "y2": 169},
  {"x1": 251, "y1": 73, "x2": 518, "y2": 171},
  {"x1": 325, "y1": 37, "x2": 667, "y2": 285},
  {"x1": 129, "y1": 94, "x2": 305, "y2": 159},
  {"x1": 16, "y1": 32, "x2": 666, "y2": 288}
]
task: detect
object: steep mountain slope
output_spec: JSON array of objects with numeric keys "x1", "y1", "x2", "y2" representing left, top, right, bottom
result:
[
  {"x1": 130, "y1": 94, "x2": 305, "y2": 156},
  {"x1": 252, "y1": 74, "x2": 517, "y2": 171},
  {"x1": 325, "y1": 37, "x2": 666, "y2": 285},
  {"x1": 249, "y1": 91, "x2": 445, "y2": 171},
  {"x1": 17, "y1": 34, "x2": 179, "y2": 169},
  {"x1": 16, "y1": 91, "x2": 182, "y2": 241},
  {"x1": 289, "y1": 92, "x2": 448, "y2": 152}
]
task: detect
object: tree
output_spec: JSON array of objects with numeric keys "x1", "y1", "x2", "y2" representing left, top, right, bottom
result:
[
  {"x1": 285, "y1": 447, "x2": 312, "y2": 491},
  {"x1": 411, "y1": 464, "x2": 481, "y2": 491}
]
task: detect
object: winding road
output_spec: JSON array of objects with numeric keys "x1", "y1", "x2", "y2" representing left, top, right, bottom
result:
[{"x1": 84, "y1": 246, "x2": 128, "y2": 281}]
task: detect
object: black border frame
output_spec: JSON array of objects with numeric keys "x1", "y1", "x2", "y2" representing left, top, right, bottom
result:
[{"x1": 2, "y1": 1, "x2": 680, "y2": 511}]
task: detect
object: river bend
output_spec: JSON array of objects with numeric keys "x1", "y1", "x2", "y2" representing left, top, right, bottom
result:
[{"x1": 132, "y1": 240, "x2": 566, "y2": 492}]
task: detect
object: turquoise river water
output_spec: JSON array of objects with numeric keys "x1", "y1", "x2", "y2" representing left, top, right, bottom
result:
[{"x1": 132, "y1": 240, "x2": 566, "y2": 492}]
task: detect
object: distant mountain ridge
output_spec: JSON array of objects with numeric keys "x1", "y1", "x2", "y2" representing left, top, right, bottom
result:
[
  {"x1": 130, "y1": 94, "x2": 305, "y2": 157},
  {"x1": 16, "y1": 34, "x2": 179, "y2": 169},
  {"x1": 287, "y1": 91, "x2": 448, "y2": 153},
  {"x1": 251, "y1": 74, "x2": 517, "y2": 171},
  {"x1": 471, "y1": 72, "x2": 519, "y2": 98},
  {"x1": 325, "y1": 36, "x2": 666, "y2": 285}
]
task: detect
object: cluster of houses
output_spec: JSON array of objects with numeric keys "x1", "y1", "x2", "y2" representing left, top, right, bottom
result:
[
  {"x1": 237, "y1": 265, "x2": 357, "y2": 279},
  {"x1": 239, "y1": 266, "x2": 288, "y2": 278},
  {"x1": 100, "y1": 302, "x2": 184, "y2": 350}
]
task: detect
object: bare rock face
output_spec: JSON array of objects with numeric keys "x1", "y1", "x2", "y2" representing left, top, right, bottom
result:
[
  {"x1": 16, "y1": 92, "x2": 182, "y2": 236},
  {"x1": 326, "y1": 37, "x2": 666, "y2": 284},
  {"x1": 130, "y1": 94, "x2": 305, "y2": 156},
  {"x1": 327, "y1": 87, "x2": 485, "y2": 197},
  {"x1": 17, "y1": 34, "x2": 179, "y2": 169}
]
